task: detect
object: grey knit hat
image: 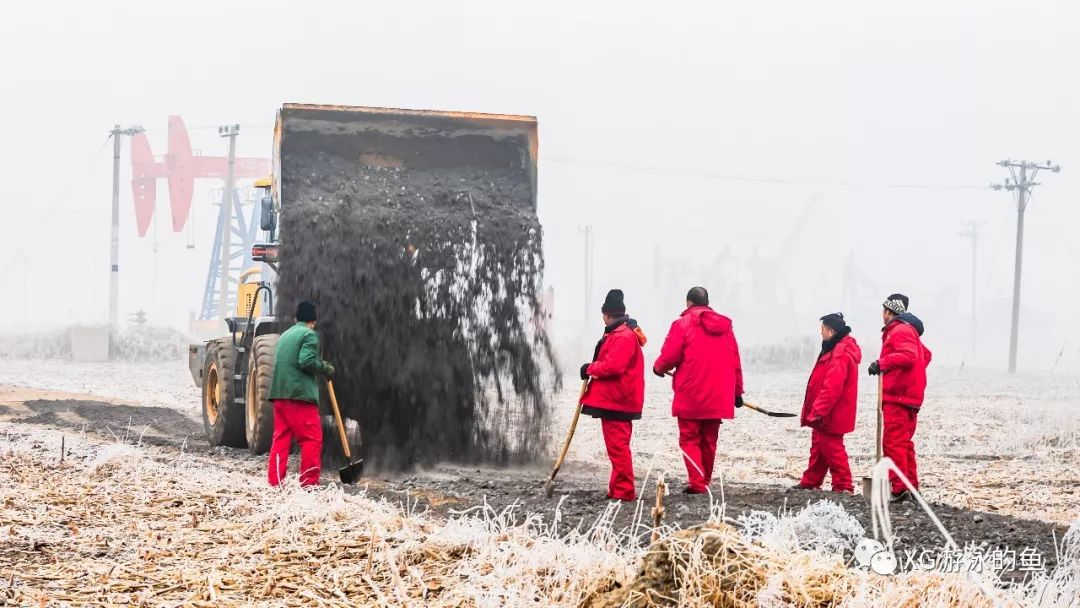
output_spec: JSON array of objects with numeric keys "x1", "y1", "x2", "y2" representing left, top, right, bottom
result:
[{"x1": 882, "y1": 293, "x2": 909, "y2": 315}]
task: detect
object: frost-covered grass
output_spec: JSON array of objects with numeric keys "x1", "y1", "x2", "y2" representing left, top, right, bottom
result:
[
  {"x1": 0, "y1": 425, "x2": 633, "y2": 606},
  {"x1": 557, "y1": 366, "x2": 1080, "y2": 524},
  {"x1": 1, "y1": 356, "x2": 1078, "y2": 526},
  {"x1": 2, "y1": 425, "x2": 1078, "y2": 607},
  {"x1": 739, "y1": 500, "x2": 866, "y2": 555},
  {"x1": 741, "y1": 335, "x2": 820, "y2": 371},
  {"x1": 0, "y1": 357, "x2": 196, "y2": 412},
  {"x1": 0, "y1": 325, "x2": 189, "y2": 362}
]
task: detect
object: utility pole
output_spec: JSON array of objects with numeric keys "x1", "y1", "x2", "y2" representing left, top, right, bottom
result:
[
  {"x1": 580, "y1": 226, "x2": 593, "y2": 334},
  {"x1": 217, "y1": 125, "x2": 240, "y2": 320},
  {"x1": 958, "y1": 221, "x2": 981, "y2": 360},
  {"x1": 109, "y1": 125, "x2": 144, "y2": 328},
  {"x1": 991, "y1": 159, "x2": 1061, "y2": 373}
]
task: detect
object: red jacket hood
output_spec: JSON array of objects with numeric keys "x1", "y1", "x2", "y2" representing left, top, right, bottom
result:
[
  {"x1": 608, "y1": 318, "x2": 648, "y2": 346},
  {"x1": 832, "y1": 334, "x2": 862, "y2": 365},
  {"x1": 683, "y1": 306, "x2": 732, "y2": 336},
  {"x1": 802, "y1": 333, "x2": 861, "y2": 435}
]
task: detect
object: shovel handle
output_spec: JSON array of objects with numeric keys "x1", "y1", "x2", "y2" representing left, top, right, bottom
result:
[
  {"x1": 548, "y1": 379, "x2": 589, "y2": 479},
  {"x1": 741, "y1": 401, "x2": 797, "y2": 417},
  {"x1": 741, "y1": 401, "x2": 766, "y2": 415},
  {"x1": 664, "y1": 371, "x2": 789, "y2": 417},
  {"x1": 875, "y1": 375, "x2": 883, "y2": 463},
  {"x1": 326, "y1": 380, "x2": 351, "y2": 460}
]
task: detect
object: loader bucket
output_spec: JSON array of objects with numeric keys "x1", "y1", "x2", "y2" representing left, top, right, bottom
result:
[
  {"x1": 274, "y1": 103, "x2": 538, "y2": 211},
  {"x1": 271, "y1": 103, "x2": 550, "y2": 469}
]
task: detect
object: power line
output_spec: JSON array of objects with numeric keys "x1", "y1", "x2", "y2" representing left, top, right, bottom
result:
[
  {"x1": 108, "y1": 125, "x2": 145, "y2": 327},
  {"x1": 958, "y1": 221, "x2": 983, "y2": 361},
  {"x1": 0, "y1": 134, "x2": 113, "y2": 279},
  {"x1": 579, "y1": 225, "x2": 593, "y2": 335},
  {"x1": 217, "y1": 124, "x2": 240, "y2": 320},
  {"x1": 138, "y1": 123, "x2": 273, "y2": 134},
  {"x1": 543, "y1": 155, "x2": 986, "y2": 190},
  {"x1": 978, "y1": 216, "x2": 1010, "y2": 299}
]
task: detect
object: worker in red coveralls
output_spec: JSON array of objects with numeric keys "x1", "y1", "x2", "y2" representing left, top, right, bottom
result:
[
  {"x1": 793, "y1": 313, "x2": 861, "y2": 493},
  {"x1": 868, "y1": 293, "x2": 932, "y2": 503},
  {"x1": 267, "y1": 300, "x2": 335, "y2": 487},
  {"x1": 579, "y1": 289, "x2": 647, "y2": 502},
  {"x1": 652, "y1": 287, "x2": 744, "y2": 495}
]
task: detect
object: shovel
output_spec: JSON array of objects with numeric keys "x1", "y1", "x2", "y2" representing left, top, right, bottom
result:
[
  {"x1": 741, "y1": 401, "x2": 797, "y2": 418},
  {"x1": 326, "y1": 379, "x2": 364, "y2": 484},
  {"x1": 862, "y1": 375, "x2": 884, "y2": 502},
  {"x1": 544, "y1": 379, "x2": 589, "y2": 498},
  {"x1": 662, "y1": 371, "x2": 793, "y2": 417}
]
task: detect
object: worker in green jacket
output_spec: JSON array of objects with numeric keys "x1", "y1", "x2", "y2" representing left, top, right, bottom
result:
[{"x1": 267, "y1": 300, "x2": 335, "y2": 487}]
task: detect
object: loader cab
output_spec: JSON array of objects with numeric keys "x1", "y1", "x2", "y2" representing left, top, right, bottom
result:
[
  {"x1": 191, "y1": 173, "x2": 288, "y2": 456},
  {"x1": 231, "y1": 175, "x2": 280, "y2": 334},
  {"x1": 255, "y1": 175, "x2": 277, "y2": 241},
  {"x1": 237, "y1": 174, "x2": 280, "y2": 328}
]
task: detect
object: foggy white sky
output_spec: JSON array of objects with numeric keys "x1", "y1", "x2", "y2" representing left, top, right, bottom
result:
[{"x1": 1, "y1": 0, "x2": 1078, "y2": 371}]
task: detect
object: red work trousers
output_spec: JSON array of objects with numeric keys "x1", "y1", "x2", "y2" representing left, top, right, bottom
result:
[
  {"x1": 678, "y1": 418, "x2": 722, "y2": 493},
  {"x1": 882, "y1": 402, "x2": 919, "y2": 494},
  {"x1": 799, "y1": 429, "x2": 853, "y2": 492},
  {"x1": 267, "y1": 399, "x2": 323, "y2": 487},
  {"x1": 601, "y1": 419, "x2": 636, "y2": 501}
]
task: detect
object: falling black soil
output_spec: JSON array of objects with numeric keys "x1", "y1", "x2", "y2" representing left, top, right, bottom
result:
[
  {"x1": 275, "y1": 137, "x2": 557, "y2": 472},
  {"x1": 357, "y1": 464, "x2": 1069, "y2": 582}
]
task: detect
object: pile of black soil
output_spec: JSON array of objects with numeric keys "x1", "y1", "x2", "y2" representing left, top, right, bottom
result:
[{"x1": 276, "y1": 151, "x2": 557, "y2": 471}]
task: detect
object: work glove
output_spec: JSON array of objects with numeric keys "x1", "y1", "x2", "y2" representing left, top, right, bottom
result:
[
  {"x1": 323, "y1": 362, "x2": 336, "y2": 378},
  {"x1": 653, "y1": 368, "x2": 666, "y2": 378},
  {"x1": 868, "y1": 361, "x2": 881, "y2": 376},
  {"x1": 735, "y1": 395, "x2": 744, "y2": 408},
  {"x1": 808, "y1": 416, "x2": 824, "y2": 429},
  {"x1": 580, "y1": 363, "x2": 590, "y2": 381}
]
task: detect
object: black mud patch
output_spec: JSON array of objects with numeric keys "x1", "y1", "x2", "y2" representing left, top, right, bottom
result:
[
  {"x1": 359, "y1": 466, "x2": 1068, "y2": 582},
  {"x1": 276, "y1": 148, "x2": 557, "y2": 472},
  {"x1": 7, "y1": 398, "x2": 380, "y2": 470},
  {"x1": 16, "y1": 400, "x2": 205, "y2": 447}
]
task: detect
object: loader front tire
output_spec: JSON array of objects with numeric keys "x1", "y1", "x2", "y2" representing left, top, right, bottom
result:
[
  {"x1": 245, "y1": 334, "x2": 279, "y2": 454},
  {"x1": 202, "y1": 338, "x2": 247, "y2": 448}
]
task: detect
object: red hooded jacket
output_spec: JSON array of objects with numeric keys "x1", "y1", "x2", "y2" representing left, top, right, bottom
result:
[
  {"x1": 801, "y1": 333, "x2": 861, "y2": 435},
  {"x1": 653, "y1": 306, "x2": 743, "y2": 420},
  {"x1": 880, "y1": 314, "x2": 932, "y2": 408},
  {"x1": 582, "y1": 321, "x2": 646, "y2": 418}
]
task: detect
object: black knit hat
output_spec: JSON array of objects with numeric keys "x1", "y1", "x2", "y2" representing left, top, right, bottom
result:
[
  {"x1": 601, "y1": 289, "x2": 626, "y2": 315},
  {"x1": 820, "y1": 312, "x2": 847, "y2": 332},
  {"x1": 883, "y1": 293, "x2": 909, "y2": 315},
  {"x1": 296, "y1": 300, "x2": 317, "y2": 323}
]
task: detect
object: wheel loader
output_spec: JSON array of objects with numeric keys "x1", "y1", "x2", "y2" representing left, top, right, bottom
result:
[{"x1": 188, "y1": 103, "x2": 539, "y2": 461}]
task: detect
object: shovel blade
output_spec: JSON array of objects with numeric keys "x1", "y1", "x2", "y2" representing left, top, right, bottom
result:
[
  {"x1": 861, "y1": 476, "x2": 873, "y2": 503},
  {"x1": 339, "y1": 459, "x2": 365, "y2": 485}
]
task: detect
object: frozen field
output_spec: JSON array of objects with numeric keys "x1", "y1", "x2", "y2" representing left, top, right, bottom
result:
[
  {"x1": 2, "y1": 356, "x2": 1080, "y2": 606},
  {"x1": 558, "y1": 365, "x2": 1080, "y2": 525},
  {"x1": 1, "y1": 357, "x2": 1078, "y2": 525}
]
